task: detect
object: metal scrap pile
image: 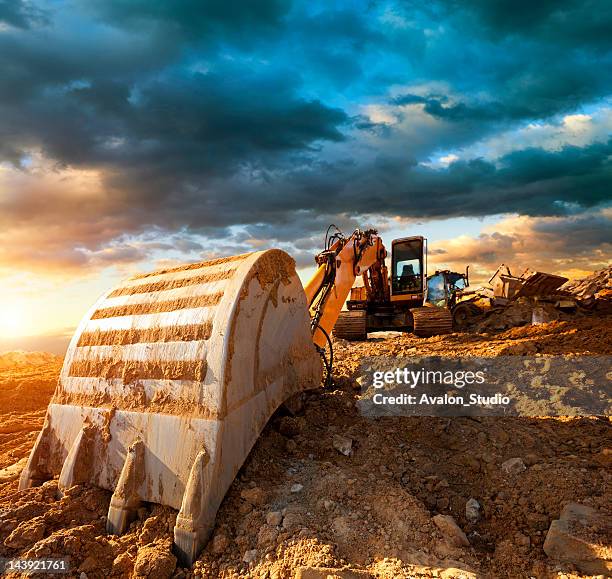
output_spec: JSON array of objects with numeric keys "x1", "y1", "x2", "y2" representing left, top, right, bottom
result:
[{"x1": 456, "y1": 265, "x2": 612, "y2": 333}]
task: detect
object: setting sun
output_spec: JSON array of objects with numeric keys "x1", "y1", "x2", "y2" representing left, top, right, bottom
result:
[{"x1": 0, "y1": 304, "x2": 25, "y2": 338}]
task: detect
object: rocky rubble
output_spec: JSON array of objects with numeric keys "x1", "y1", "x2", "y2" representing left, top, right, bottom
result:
[
  {"x1": 562, "y1": 266, "x2": 612, "y2": 299},
  {"x1": 460, "y1": 265, "x2": 612, "y2": 333}
]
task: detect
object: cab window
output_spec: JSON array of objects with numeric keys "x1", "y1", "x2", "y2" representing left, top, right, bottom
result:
[
  {"x1": 392, "y1": 239, "x2": 423, "y2": 294},
  {"x1": 427, "y1": 274, "x2": 446, "y2": 306}
]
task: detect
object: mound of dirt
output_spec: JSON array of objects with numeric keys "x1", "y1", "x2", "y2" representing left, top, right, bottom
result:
[
  {"x1": 0, "y1": 316, "x2": 610, "y2": 578},
  {"x1": 0, "y1": 354, "x2": 62, "y2": 483}
]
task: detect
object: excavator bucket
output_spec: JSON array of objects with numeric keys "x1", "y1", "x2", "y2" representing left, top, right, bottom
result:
[
  {"x1": 513, "y1": 272, "x2": 568, "y2": 298},
  {"x1": 489, "y1": 264, "x2": 568, "y2": 301},
  {"x1": 19, "y1": 249, "x2": 322, "y2": 565}
]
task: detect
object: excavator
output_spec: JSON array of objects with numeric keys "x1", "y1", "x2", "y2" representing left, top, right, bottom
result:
[
  {"x1": 18, "y1": 226, "x2": 452, "y2": 565},
  {"x1": 328, "y1": 229, "x2": 454, "y2": 339}
]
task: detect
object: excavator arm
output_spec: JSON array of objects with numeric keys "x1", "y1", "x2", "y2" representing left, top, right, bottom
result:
[{"x1": 304, "y1": 227, "x2": 386, "y2": 348}]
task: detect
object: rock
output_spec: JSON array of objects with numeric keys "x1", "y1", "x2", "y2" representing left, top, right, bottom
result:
[
  {"x1": 333, "y1": 434, "x2": 353, "y2": 456},
  {"x1": 240, "y1": 486, "x2": 266, "y2": 506},
  {"x1": 290, "y1": 483, "x2": 304, "y2": 493},
  {"x1": 211, "y1": 532, "x2": 230, "y2": 555},
  {"x1": 436, "y1": 496, "x2": 450, "y2": 510},
  {"x1": 278, "y1": 416, "x2": 304, "y2": 437},
  {"x1": 514, "y1": 532, "x2": 531, "y2": 548},
  {"x1": 239, "y1": 502, "x2": 253, "y2": 515},
  {"x1": 527, "y1": 512, "x2": 549, "y2": 531},
  {"x1": 465, "y1": 498, "x2": 481, "y2": 524},
  {"x1": 433, "y1": 514, "x2": 470, "y2": 547},
  {"x1": 434, "y1": 538, "x2": 461, "y2": 559},
  {"x1": 501, "y1": 457, "x2": 526, "y2": 475},
  {"x1": 78, "y1": 557, "x2": 98, "y2": 573},
  {"x1": 496, "y1": 430, "x2": 510, "y2": 444},
  {"x1": 524, "y1": 453, "x2": 540, "y2": 466},
  {"x1": 543, "y1": 503, "x2": 612, "y2": 575},
  {"x1": 243, "y1": 549, "x2": 258, "y2": 564},
  {"x1": 133, "y1": 540, "x2": 177, "y2": 578},
  {"x1": 266, "y1": 511, "x2": 283, "y2": 526},
  {"x1": 138, "y1": 516, "x2": 163, "y2": 546},
  {"x1": 112, "y1": 552, "x2": 134, "y2": 576},
  {"x1": 595, "y1": 448, "x2": 612, "y2": 467},
  {"x1": 0, "y1": 457, "x2": 28, "y2": 483},
  {"x1": 439, "y1": 569, "x2": 478, "y2": 579},
  {"x1": 282, "y1": 512, "x2": 301, "y2": 530},
  {"x1": 257, "y1": 525, "x2": 279, "y2": 547}
]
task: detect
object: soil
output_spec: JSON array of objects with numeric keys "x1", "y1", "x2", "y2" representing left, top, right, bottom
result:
[{"x1": 0, "y1": 316, "x2": 610, "y2": 579}]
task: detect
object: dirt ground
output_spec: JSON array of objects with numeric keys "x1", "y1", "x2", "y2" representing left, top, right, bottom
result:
[{"x1": 0, "y1": 317, "x2": 610, "y2": 579}]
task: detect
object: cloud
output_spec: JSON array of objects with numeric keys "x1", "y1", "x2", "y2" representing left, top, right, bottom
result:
[
  {"x1": 0, "y1": 0, "x2": 610, "y2": 278},
  {"x1": 80, "y1": 0, "x2": 291, "y2": 44},
  {"x1": 0, "y1": 0, "x2": 47, "y2": 29},
  {"x1": 431, "y1": 108, "x2": 612, "y2": 164},
  {"x1": 428, "y1": 210, "x2": 612, "y2": 281},
  {"x1": 440, "y1": 0, "x2": 612, "y2": 51}
]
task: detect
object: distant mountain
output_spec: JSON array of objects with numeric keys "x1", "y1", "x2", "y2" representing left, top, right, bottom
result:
[{"x1": 0, "y1": 350, "x2": 63, "y2": 370}]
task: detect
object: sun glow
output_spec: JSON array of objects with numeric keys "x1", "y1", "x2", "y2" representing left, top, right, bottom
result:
[{"x1": 0, "y1": 304, "x2": 26, "y2": 338}]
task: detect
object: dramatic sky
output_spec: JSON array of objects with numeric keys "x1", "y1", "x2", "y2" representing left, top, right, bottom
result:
[{"x1": 0, "y1": 0, "x2": 610, "y2": 352}]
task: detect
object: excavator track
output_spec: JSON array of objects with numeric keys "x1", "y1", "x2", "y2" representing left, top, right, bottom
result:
[
  {"x1": 411, "y1": 306, "x2": 453, "y2": 337},
  {"x1": 333, "y1": 310, "x2": 368, "y2": 340}
]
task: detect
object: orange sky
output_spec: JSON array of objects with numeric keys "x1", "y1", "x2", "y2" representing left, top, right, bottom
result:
[{"x1": 0, "y1": 205, "x2": 608, "y2": 355}]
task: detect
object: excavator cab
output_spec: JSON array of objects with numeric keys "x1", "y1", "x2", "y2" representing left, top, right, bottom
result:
[
  {"x1": 426, "y1": 269, "x2": 469, "y2": 308},
  {"x1": 390, "y1": 236, "x2": 426, "y2": 300}
]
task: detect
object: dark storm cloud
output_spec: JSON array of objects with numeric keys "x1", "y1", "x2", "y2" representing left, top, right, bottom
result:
[
  {"x1": 251, "y1": 139, "x2": 612, "y2": 229},
  {"x1": 0, "y1": 0, "x2": 47, "y2": 29},
  {"x1": 439, "y1": 0, "x2": 612, "y2": 50},
  {"x1": 82, "y1": 0, "x2": 291, "y2": 43},
  {"x1": 0, "y1": 0, "x2": 610, "y2": 271},
  {"x1": 393, "y1": 94, "x2": 514, "y2": 122}
]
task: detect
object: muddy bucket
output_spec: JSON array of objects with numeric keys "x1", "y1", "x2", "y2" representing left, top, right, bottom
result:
[{"x1": 19, "y1": 249, "x2": 322, "y2": 564}]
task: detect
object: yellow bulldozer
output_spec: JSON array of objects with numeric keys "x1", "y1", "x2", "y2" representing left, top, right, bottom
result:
[{"x1": 19, "y1": 227, "x2": 457, "y2": 565}]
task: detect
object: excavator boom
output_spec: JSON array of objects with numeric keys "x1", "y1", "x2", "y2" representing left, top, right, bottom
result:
[{"x1": 305, "y1": 229, "x2": 386, "y2": 347}]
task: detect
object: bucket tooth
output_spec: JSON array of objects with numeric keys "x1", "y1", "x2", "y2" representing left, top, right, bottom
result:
[
  {"x1": 57, "y1": 425, "x2": 95, "y2": 497},
  {"x1": 19, "y1": 422, "x2": 52, "y2": 490},
  {"x1": 173, "y1": 449, "x2": 211, "y2": 566},
  {"x1": 106, "y1": 438, "x2": 145, "y2": 535}
]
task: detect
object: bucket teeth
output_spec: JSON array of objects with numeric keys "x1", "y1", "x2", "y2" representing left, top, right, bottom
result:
[
  {"x1": 173, "y1": 449, "x2": 211, "y2": 566},
  {"x1": 57, "y1": 426, "x2": 95, "y2": 497},
  {"x1": 107, "y1": 438, "x2": 145, "y2": 535},
  {"x1": 18, "y1": 422, "x2": 52, "y2": 490}
]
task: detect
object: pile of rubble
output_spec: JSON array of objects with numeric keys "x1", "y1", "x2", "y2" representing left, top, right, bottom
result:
[
  {"x1": 459, "y1": 265, "x2": 612, "y2": 333},
  {"x1": 562, "y1": 266, "x2": 612, "y2": 305}
]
